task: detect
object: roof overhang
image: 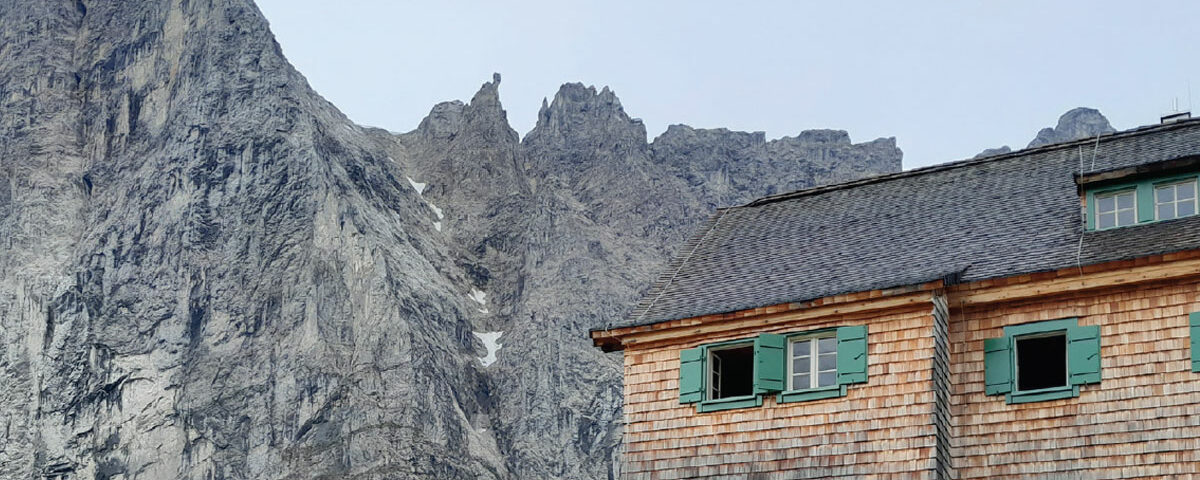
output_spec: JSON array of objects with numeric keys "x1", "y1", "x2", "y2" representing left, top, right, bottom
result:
[
  {"x1": 594, "y1": 248, "x2": 1200, "y2": 352},
  {"x1": 1075, "y1": 153, "x2": 1200, "y2": 189},
  {"x1": 591, "y1": 279, "x2": 944, "y2": 352}
]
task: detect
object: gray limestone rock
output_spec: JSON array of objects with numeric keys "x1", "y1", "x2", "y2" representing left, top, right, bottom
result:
[
  {"x1": 0, "y1": 1, "x2": 902, "y2": 479},
  {"x1": 972, "y1": 108, "x2": 1113, "y2": 158},
  {"x1": 1, "y1": 2, "x2": 498, "y2": 478},
  {"x1": 1027, "y1": 107, "x2": 1116, "y2": 148},
  {"x1": 650, "y1": 125, "x2": 901, "y2": 208}
]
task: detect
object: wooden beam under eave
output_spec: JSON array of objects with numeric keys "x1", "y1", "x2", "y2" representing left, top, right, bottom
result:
[
  {"x1": 590, "y1": 331, "x2": 622, "y2": 352},
  {"x1": 592, "y1": 279, "x2": 945, "y2": 351},
  {"x1": 949, "y1": 254, "x2": 1200, "y2": 308},
  {"x1": 606, "y1": 289, "x2": 938, "y2": 351}
]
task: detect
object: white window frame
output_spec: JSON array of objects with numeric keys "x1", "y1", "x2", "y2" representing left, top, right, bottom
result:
[
  {"x1": 1094, "y1": 188, "x2": 1137, "y2": 229},
  {"x1": 1013, "y1": 331, "x2": 1069, "y2": 393},
  {"x1": 786, "y1": 333, "x2": 837, "y2": 391},
  {"x1": 706, "y1": 343, "x2": 752, "y2": 400},
  {"x1": 1153, "y1": 179, "x2": 1199, "y2": 221}
]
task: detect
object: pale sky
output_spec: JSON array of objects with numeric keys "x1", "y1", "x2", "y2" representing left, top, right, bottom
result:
[{"x1": 255, "y1": 1, "x2": 1200, "y2": 169}]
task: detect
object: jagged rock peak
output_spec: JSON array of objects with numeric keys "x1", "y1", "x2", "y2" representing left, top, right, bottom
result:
[
  {"x1": 410, "y1": 74, "x2": 515, "y2": 143},
  {"x1": 533, "y1": 82, "x2": 644, "y2": 136},
  {"x1": 470, "y1": 72, "x2": 504, "y2": 108},
  {"x1": 1027, "y1": 107, "x2": 1115, "y2": 148}
]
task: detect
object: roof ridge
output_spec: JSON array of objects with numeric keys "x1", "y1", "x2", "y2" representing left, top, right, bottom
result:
[{"x1": 742, "y1": 117, "x2": 1200, "y2": 209}]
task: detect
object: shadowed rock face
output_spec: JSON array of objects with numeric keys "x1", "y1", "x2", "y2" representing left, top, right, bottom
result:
[{"x1": 0, "y1": 1, "x2": 900, "y2": 479}]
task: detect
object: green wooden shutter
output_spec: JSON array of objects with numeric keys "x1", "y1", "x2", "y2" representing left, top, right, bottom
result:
[
  {"x1": 836, "y1": 325, "x2": 868, "y2": 385},
  {"x1": 983, "y1": 336, "x2": 1013, "y2": 395},
  {"x1": 1190, "y1": 312, "x2": 1200, "y2": 373},
  {"x1": 1067, "y1": 324, "x2": 1102, "y2": 385},
  {"x1": 679, "y1": 347, "x2": 705, "y2": 404},
  {"x1": 754, "y1": 333, "x2": 786, "y2": 394}
]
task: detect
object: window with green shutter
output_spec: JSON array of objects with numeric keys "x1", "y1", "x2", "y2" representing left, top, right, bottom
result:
[
  {"x1": 753, "y1": 333, "x2": 786, "y2": 394},
  {"x1": 678, "y1": 347, "x2": 705, "y2": 404},
  {"x1": 777, "y1": 325, "x2": 869, "y2": 404},
  {"x1": 678, "y1": 338, "x2": 764, "y2": 413},
  {"x1": 982, "y1": 318, "x2": 1101, "y2": 404},
  {"x1": 1190, "y1": 312, "x2": 1200, "y2": 373},
  {"x1": 676, "y1": 325, "x2": 871, "y2": 411}
]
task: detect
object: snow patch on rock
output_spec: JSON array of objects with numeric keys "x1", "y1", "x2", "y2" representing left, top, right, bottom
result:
[
  {"x1": 407, "y1": 176, "x2": 426, "y2": 194},
  {"x1": 473, "y1": 331, "x2": 503, "y2": 367}
]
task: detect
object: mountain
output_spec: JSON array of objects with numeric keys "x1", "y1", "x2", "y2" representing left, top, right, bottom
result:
[
  {"x1": 0, "y1": 1, "x2": 903, "y2": 479},
  {"x1": 1026, "y1": 107, "x2": 1116, "y2": 148},
  {"x1": 975, "y1": 107, "x2": 1117, "y2": 158}
]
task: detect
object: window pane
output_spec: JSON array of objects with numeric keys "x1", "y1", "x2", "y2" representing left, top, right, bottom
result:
[
  {"x1": 792, "y1": 340, "x2": 810, "y2": 357},
  {"x1": 1156, "y1": 186, "x2": 1174, "y2": 203},
  {"x1": 1117, "y1": 209, "x2": 1135, "y2": 226},
  {"x1": 1116, "y1": 192, "x2": 1134, "y2": 209},
  {"x1": 818, "y1": 353, "x2": 836, "y2": 370},
  {"x1": 1015, "y1": 334, "x2": 1068, "y2": 391},
  {"x1": 818, "y1": 371, "x2": 836, "y2": 387},
  {"x1": 1096, "y1": 195, "x2": 1115, "y2": 213},
  {"x1": 1179, "y1": 182, "x2": 1196, "y2": 199},
  {"x1": 818, "y1": 337, "x2": 837, "y2": 354},
  {"x1": 792, "y1": 358, "x2": 808, "y2": 374},
  {"x1": 1180, "y1": 201, "x2": 1195, "y2": 217},
  {"x1": 1097, "y1": 212, "x2": 1115, "y2": 229},
  {"x1": 1158, "y1": 204, "x2": 1175, "y2": 220},
  {"x1": 793, "y1": 373, "x2": 810, "y2": 389}
]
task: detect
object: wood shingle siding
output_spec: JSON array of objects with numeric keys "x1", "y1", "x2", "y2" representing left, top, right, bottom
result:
[
  {"x1": 949, "y1": 278, "x2": 1200, "y2": 478},
  {"x1": 621, "y1": 298, "x2": 941, "y2": 479}
]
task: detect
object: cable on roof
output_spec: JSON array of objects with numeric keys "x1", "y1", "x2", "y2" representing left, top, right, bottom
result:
[
  {"x1": 1078, "y1": 145, "x2": 1085, "y2": 175},
  {"x1": 1076, "y1": 133, "x2": 1104, "y2": 276},
  {"x1": 628, "y1": 209, "x2": 728, "y2": 327}
]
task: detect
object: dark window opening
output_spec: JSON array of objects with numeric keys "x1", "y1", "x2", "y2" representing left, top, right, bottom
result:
[
  {"x1": 1016, "y1": 334, "x2": 1067, "y2": 391},
  {"x1": 709, "y1": 345, "x2": 754, "y2": 399}
]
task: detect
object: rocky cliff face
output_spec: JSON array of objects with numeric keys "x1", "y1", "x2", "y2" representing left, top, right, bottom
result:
[
  {"x1": 0, "y1": 1, "x2": 901, "y2": 479},
  {"x1": 652, "y1": 126, "x2": 902, "y2": 209}
]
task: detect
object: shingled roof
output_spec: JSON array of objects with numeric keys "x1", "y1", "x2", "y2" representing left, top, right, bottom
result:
[{"x1": 615, "y1": 118, "x2": 1200, "y2": 329}]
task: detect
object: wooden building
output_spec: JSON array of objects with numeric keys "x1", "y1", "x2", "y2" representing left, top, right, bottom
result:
[{"x1": 591, "y1": 116, "x2": 1200, "y2": 479}]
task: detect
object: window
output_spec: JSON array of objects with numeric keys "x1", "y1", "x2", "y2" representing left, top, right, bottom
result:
[
  {"x1": 788, "y1": 334, "x2": 837, "y2": 390},
  {"x1": 1014, "y1": 333, "x2": 1067, "y2": 391},
  {"x1": 678, "y1": 326, "x2": 869, "y2": 411},
  {"x1": 984, "y1": 318, "x2": 1100, "y2": 404},
  {"x1": 1154, "y1": 179, "x2": 1197, "y2": 221},
  {"x1": 708, "y1": 343, "x2": 754, "y2": 400},
  {"x1": 1094, "y1": 189, "x2": 1136, "y2": 229},
  {"x1": 1084, "y1": 172, "x2": 1200, "y2": 230}
]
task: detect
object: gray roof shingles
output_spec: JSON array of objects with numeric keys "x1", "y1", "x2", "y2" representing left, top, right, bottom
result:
[{"x1": 616, "y1": 119, "x2": 1200, "y2": 329}]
